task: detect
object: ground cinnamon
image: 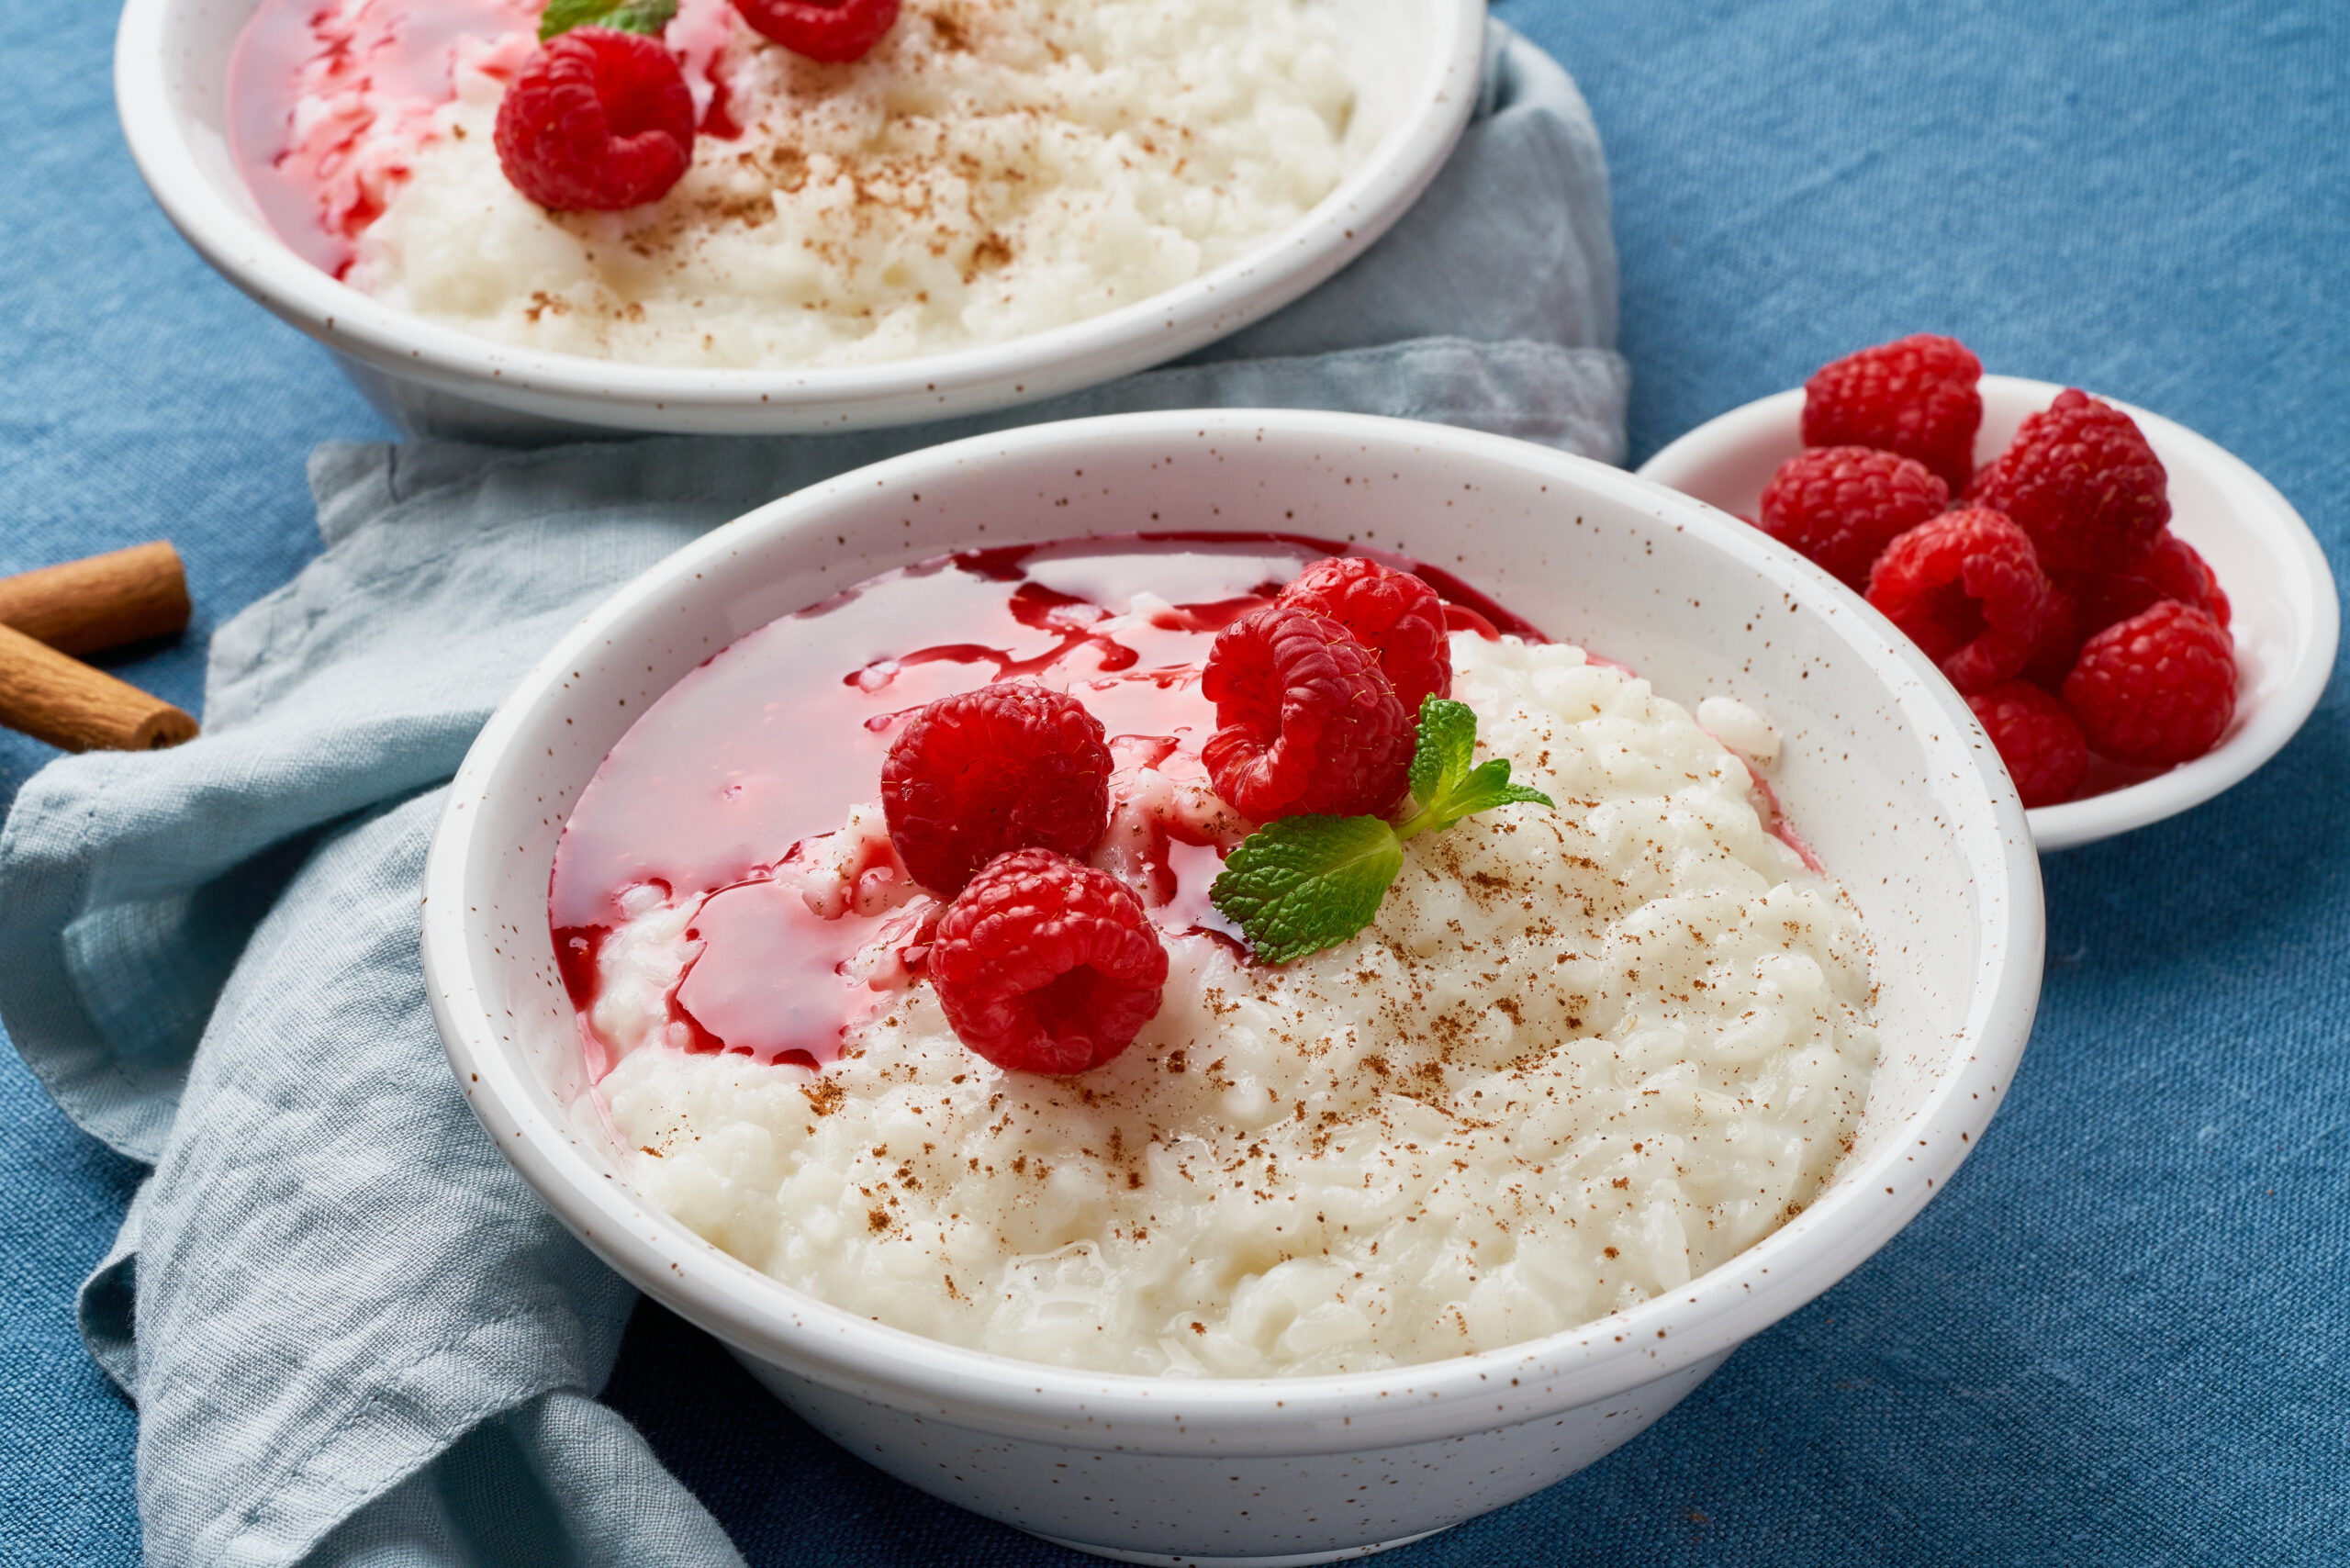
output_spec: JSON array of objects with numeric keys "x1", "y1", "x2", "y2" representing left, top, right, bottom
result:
[
  {"x1": 0, "y1": 542, "x2": 190, "y2": 655},
  {"x1": 0, "y1": 622, "x2": 198, "y2": 752}
]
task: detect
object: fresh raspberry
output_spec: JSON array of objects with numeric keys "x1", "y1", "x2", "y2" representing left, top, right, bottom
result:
[
  {"x1": 1801, "y1": 334, "x2": 1984, "y2": 492},
  {"x1": 494, "y1": 29, "x2": 695, "y2": 212},
  {"x1": 1967, "y1": 388, "x2": 2170, "y2": 593},
  {"x1": 1276, "y1": 556, "x2": 1454, "y2": 714},
  {"x1": 733, "y1": 0, "x2": 901, "y2": 62},
  {"x1": 928, "y1": 849, "x2": 1169, "y2": 1075},
  {"x1": 882, "y1": 684, "x2": 1113, "y2": 894},
  {"x1": 1965, "y1": 682, "x2": 2087, "y2": 808},
  {"x1": 1201, "y1": 607, "x2": 1414, "y2": 822},
  {"x1": 2062, "y1": 601, "x2": 2237, "y2": 766},
  {"x1": 2020, "y1": 584, "x2": 2083, "y2": 689},
  {"x1": 2079, "y1": 530, "x2": 2231, "y2": 636},
  {"x1": 1757, "y1": 446, "x2": 1952, "y2": 590},
  {"x1": 1865, "y1": 508, "x2": 2058, "y2": 693},
  {"x1": 2028, "y1": 535, "x2": 2231, "y2": 687}
]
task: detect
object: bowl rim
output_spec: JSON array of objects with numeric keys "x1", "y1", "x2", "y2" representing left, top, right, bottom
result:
[
  {"x1": 113, "y1": 0, "x2": 1489, "y2": 432},
  {"x1": 421, "y1": 409, "x2": 2044, "y2": 1456},
  {"x1": 1636, "y1": 374, "x2": 2342, "y2": 854}
]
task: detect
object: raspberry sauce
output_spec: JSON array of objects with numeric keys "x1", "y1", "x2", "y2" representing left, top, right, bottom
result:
[
  {"x1": 549, "y1": 534, "x2": 1527, "y2": 1077},
  {"x1": 227, "y1": 0, "x2": 540, "y2": 274},
  {"x1": 228, "y1": 0, "x2": 741, "y2": 274}
]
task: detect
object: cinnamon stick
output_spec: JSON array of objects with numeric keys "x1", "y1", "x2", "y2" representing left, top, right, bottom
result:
[
  {"x1": 0, "y1": 542, "x2": 190, "y2": 655},
  {"x1": 0, "y1": 622, "x2": 198, "y2": 752}
]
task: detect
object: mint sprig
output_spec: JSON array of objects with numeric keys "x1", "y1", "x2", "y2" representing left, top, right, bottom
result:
[
  {"x1": 540, "y1": 0, "x2": 677, "y2": 41},
  {"x1": 1208, "y1": 815, "x2": 1403, "y2": 966},
  {"x1": 1397, "y1": 694, "x2": 1553, "y2": 835},
  {"x1": 1208, "y1": 697, "x2": 1554, "y2": 964}
]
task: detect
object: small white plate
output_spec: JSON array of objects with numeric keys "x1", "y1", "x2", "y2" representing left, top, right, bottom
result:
[{"x1": 1639, "y1": 374, "x2": 2340, "y2": 852}]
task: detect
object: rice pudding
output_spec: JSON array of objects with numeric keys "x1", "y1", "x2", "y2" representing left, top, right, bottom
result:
[
  {"x1": 229, "y1": 0, "x2": 1364, "y2": 367},
  {"x1": 550, "y1": 539, "x2": 1882, "y2": 1377}
]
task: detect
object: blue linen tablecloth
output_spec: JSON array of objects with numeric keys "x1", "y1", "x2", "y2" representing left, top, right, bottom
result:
[{"x1": 2, "y1": 1, "x2": 2344, "y2": 1564}]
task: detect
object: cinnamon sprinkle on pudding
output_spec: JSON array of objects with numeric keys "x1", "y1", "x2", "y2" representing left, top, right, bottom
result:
[
  {"x1": 240, "y1": 0, "x2": 1363, "y2": 367},
  {"x1": 555, "y1": 542, "x2": 1882, "y2": 1376}
]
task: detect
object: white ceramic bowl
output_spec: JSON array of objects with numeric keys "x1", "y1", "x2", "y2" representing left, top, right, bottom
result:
[
  {"x1": 115, "y1": 0, "x2": 1485, "y2": 442},
  {"x1": 1639, "y1": 375, "x2": 2340, "y2": 853},
  {"x1": 421, "y1": 409, "x2": 2044, "y2": 1565}
]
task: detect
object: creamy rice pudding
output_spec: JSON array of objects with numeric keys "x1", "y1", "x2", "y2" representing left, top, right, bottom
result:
[
  {"x1": 230, "y1": 0, "x2": 1362, "y2": 367},
  {"x1": 550, "y1": 539, "x2": 1881, "y2": 1377}
]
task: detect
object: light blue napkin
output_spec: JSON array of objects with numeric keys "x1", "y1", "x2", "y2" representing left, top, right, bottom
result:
[{"x1": 0, "y1": 25, "x2": 1622, "y2": 1566}]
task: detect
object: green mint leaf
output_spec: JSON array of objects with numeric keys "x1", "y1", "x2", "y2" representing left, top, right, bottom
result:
[
  {"x1": 1407, "y1": 696, "x2": 1478, "y2": 807},
  {"x1": 541, "y1": 0, "x2": 677, "y2": 41},
  {"x1": 1398, "y1": 700, "x2": 1554, "y2": 840},
  {"x1": 1210, "y1": 813, "x2": 1403, "y2": 965},
  {"x1": 1432, "y1": 757, "x2": 1554, "y2": 824},
  {"x1": 1207, "y1": 701, "x2": 1553, "y2": 968}
]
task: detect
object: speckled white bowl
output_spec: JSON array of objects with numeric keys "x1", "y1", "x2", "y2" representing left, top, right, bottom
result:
[
  {"x1": 1638, "y1": 375, "x2": 2340, "y2": 853},
  {"x1": 421, "y1": 409, "x2": 2043, "y2": 1565},
  {"x1": 115, "y1": 0, "x2": 1485, "y2": 441}
]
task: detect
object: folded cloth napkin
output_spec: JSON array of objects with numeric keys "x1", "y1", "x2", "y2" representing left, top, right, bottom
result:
[{"x1": 0, "y1": 25, "x2": 1623, "y2": 1567}]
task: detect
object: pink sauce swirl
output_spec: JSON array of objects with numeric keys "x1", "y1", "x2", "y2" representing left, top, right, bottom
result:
[
  {"x1": 227, "y1": 0, "x2": 744, "y2": 275},
  {"x1": 547, "y1": 535, "x2": 1540, "y2": 1079},
  {"x1": 545, "y1": 535, "x2": 1815, "y2": 1082}
]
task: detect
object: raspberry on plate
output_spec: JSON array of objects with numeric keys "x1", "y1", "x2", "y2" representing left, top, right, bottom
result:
[
  {"x1": 2019, "y1": 584, "x2": 2083, "y2": 689},
  {"x1": 1276, "y1": 556, "x2": 1454, "y2": 713},
  {"x1": 1968, "y1": 388, "x2": 2170, "y2": 593},
  {"x1": 733, "y1": 0, "x2": 902, "y2": 62},
  {"x1": 1202, "y1": 606, "x2": 1414, "y2": 822},
  {"x1": 1801, "y1": 334, "x2": 1984, "y2": 493},
  {"x1": 928, "y1": 848, "x2": 1169, "y2": 1075},
  {"x1": 1966, "y1": 682, "x2": 2087, "y2": 808},
  {"x1": 1866, "y1": 508, "x2": 2060, "y2": 693},
  {"x1": 882, "y1": 683, "x2": 1113, "y2": 894},
  {"x1": 1757, "y1": 446, "x2": 1952, "y2": 590},
  {"x1": 493, "y1": 28, "x2": 696, "y2": 212},
  {"x1": 2079, "y1": 529, "x2": 2231, "y2": 636},
  {"x1": 2062, "y1": 601, "x2": 2237, "y2": 767}
]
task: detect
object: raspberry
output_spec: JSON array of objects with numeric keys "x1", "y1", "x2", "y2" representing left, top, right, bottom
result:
[
  {"x1": 1801, "y1": 334, "x2": 1984, "y2": 492},
  {"x1": 1967, "y1": 388, "x2": 2170, "y2": 593},
  {"x1": 928, "y1": 849, "x2": 1169, "y2": 1075},
  {"x1": 1865, "y1": 508, "x2": 2058, "y2": 693},
  {"x1": 2079, "y1": 530, "x2": 2231, "y2": 636},
  {"x1": 493, "y1": 29, "x2": 695, "y2": 212},
  {"x1": 1201, "y1": 607, "x2": 1414, "y2": 822},
  {"x1": 1276, "y1": 557, "x2": 1454, "y2": 714},
  {"x1": 733, "y1": 0, "x2": 901, "y2": 62},
  {"x1": 2062, "y1": 601, "x2": 2236, "y2": 766},
  {"x1": 2020, "y1": 585, "x2": 2083, "y2": 689},
  {"x1": 882, "y1": 684, "x2": 1113, "y2": 894},
  {"x1": 1757, "y1": 446, "x2": 1952, "y2": 590},
  {"x1": 1965, "y1": 682, "x2": 2087, "y2": 808}
]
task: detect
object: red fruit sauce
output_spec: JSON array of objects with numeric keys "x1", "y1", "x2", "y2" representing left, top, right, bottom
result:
[
  {"x1": 549, "y1": 534, "x2": 1539, "y2": 1080},
  {"x1": 227, "y1": 0, "x2": 742, "y2": 275},
  {"x1": 227, "y1": 0, "x2": 538, "y2": 275}
]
